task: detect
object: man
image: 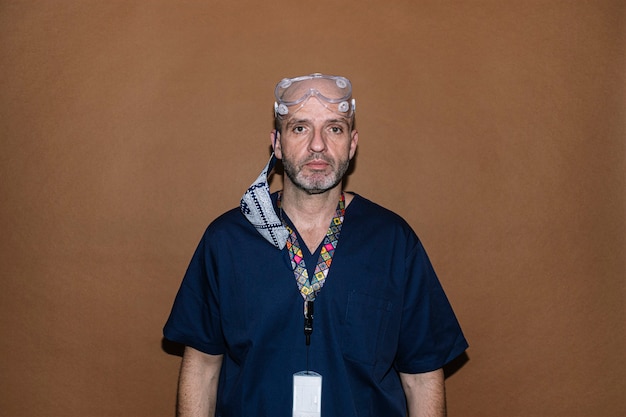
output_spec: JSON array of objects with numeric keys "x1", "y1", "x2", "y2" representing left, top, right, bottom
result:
[{"x1": 164, "y1": 73, "x2": 468, "y2": 417}]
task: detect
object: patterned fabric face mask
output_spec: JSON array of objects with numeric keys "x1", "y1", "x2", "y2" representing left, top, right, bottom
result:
[{"x1": 240, "y1": 153, "x2": 289, "y2": 250}]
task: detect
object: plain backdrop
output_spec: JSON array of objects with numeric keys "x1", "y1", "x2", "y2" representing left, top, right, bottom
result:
[{"x1": 1, "y1": 1, "x2": 624, "y2": 416}]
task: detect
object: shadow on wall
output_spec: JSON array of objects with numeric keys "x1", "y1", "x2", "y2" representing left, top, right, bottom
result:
[
  {"x1": 162, "y1": 338, "x2": 185, "y2": 357},
  {"x1": 443, "y1": 351, "x2": 469, "y2": 379}
]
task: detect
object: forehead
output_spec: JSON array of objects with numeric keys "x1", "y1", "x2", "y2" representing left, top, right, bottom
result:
[{"x1": 284, "y1": 99, "x2": 351, "y2": 125}]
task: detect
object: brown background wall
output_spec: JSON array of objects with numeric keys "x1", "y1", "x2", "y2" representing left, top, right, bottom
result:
[{"x1": 1, "y1": 1, "x2": 624, "y2": 416}]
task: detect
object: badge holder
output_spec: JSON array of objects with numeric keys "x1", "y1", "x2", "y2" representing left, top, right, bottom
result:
[
  {"x1": 293, "y1": 371, "x2": 322, "y2": 417},
  {"x1": 293, "y1": 301, "x2": 321, "y2": 417}
]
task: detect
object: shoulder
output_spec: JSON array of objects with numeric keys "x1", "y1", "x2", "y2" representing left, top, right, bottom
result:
[
  {"x1": 345, "y1": 193, "x2": 420, "y2": 246},
  {"x1": 200, "y1": 201, "x2": 282, "y2": 252},
  {"x1": 347, "y1": 193, "x2": 412, "y2": 228},
  {"x1": 198, "y1": 205, "x2": 257, "y2": 245}
]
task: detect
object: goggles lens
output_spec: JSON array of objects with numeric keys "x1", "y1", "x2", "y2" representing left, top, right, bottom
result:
[{"x1": 274, "y1": 73, "x2": 355, "y2": 117}]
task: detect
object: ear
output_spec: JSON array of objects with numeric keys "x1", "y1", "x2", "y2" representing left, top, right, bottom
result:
[
  {"x1": 349, "y1": 129, "x2": 359, "y2": 159},
  {"x1": 271, "y1": 129, "x2": 283, "y2": 159}
]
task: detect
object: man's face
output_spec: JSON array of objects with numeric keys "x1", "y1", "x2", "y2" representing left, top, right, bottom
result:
[{"x1": 273, "y1": 96, "x2": 358, "y2": 195}]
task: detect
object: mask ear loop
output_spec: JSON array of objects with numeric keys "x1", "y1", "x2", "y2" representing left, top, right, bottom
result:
[{"x1": 272, "y1": 130, "x2": 280, "y2": 150}]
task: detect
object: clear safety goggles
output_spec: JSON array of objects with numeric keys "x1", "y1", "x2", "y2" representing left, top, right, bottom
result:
[{"x1": 274, "y1": 73, "x2": 356, "y2": 117}]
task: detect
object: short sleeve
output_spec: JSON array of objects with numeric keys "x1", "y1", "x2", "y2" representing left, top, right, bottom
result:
[
  {"x1": 163, "y1": 229, "x2": 226, "y2": 355},
  {"x1": 394, "y1": 239, "x2": 468, "y2": 373}
]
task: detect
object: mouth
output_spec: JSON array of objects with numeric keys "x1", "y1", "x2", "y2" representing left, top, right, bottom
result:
[{"x1": 304, "y1": 159, "x2": 330, "y2": 170}]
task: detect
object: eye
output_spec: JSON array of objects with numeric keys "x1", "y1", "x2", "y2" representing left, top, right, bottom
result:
[
  {"x1": 329, "y1": 126, "x2": 344, "y2": 134},
  {"x1": 293, "y1": 125, "x2": 306, "y2": 134}
]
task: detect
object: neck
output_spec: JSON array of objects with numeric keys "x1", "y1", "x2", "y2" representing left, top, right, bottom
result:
[
  {"x1": 282, "y1": 183, "x2": 342, "y2": 216},
  {"x1": 280, "y1": 182, "x2": 344, "y2": 252}
]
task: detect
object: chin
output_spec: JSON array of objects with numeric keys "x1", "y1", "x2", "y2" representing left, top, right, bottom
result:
[{"x1": 296, "y1": 178, "x2": 342, "y2": 195}]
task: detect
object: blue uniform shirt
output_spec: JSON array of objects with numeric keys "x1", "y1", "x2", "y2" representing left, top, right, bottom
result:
[{"x1": 164, "y1": 193, "x2": 468, "y2": 416}]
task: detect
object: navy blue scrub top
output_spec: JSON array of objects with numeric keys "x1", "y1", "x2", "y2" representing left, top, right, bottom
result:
[{"x1": 164, "y1": 193, "x2": 468, "y2": 417}]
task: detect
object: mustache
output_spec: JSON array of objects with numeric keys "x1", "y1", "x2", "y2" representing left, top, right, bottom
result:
[{"x1": 303, "y1": 154, "x2": 333, "y2": 164}]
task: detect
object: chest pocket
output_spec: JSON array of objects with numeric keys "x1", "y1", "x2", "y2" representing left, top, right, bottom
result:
[{"x1": 341, "y1": 290, "x2": 393, "y2": 365}]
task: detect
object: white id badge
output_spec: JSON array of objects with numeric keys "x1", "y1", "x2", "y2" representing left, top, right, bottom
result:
[{"x1": 292, "y1": 371, "x2": 322, "y2": 417}]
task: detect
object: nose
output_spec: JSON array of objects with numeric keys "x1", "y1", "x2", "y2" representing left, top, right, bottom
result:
[{"x1": 309, "y1": 128, "x2": 327, "y2": 153}]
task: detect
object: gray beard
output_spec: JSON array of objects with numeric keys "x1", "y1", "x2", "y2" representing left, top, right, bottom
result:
[{"x1": 282, "y1": 156, "x2": 350, "y2": 195}]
